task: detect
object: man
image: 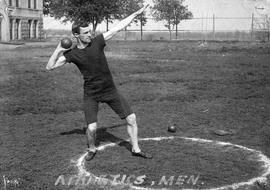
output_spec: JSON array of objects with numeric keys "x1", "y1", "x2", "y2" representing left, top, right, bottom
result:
[{"x1": 46, "y1": 5, "x2": 152, "y2": 160}]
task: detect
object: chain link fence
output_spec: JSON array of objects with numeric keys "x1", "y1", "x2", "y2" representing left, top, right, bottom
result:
[
  {"x1": 45, "y1": 15, "x2": 270, "y2": 42},
  {"x1": 111, "y1": 15, "x2": 270, "y2": 41}
]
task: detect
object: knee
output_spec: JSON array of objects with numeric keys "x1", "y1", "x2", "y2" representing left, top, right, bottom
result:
[
  {"x1": 87, "y1": 122, "x2": 97, "y2": 132},
  {"x1": 126, "y1": 113, "x2": 137, "y2": 126}
]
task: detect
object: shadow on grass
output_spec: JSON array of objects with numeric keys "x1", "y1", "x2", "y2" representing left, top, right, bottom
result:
[
  {"x1": 96, "y1": 129, "x2": 132, "y2": 152},
  {"x1": 59, "y1": 123, "x2": 132, "y2": 152},
  {"x1": 60, "y1": 128, "x2": 86, "y2": 135}
]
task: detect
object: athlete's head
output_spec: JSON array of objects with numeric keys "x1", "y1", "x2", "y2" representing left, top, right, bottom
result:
[{"x1": 72, "y1": 22, "x2": 92, "y2": 44}]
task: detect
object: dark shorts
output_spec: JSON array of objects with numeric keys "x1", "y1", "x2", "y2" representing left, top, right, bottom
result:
[{"x1": 83, "y1": 91, "x2": 133, "y2": 125}]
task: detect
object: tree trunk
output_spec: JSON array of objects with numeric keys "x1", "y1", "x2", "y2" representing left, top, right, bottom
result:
[
  {"x1": 176, "y1": 24, "x2": 178, "y2": 40},
  {"x1": 93, "y1": 22, "x2": 98, "y2": 37},
  {"x1": 124, "y1": 27, "x2": 127, "y2": 40},
  {"x1": 140, "y1": 15, "x2": 143, "y2": 40},
  {"x1": 91, "y1": 22, "x2": 96, "y2": 37},
  {"x1": 169, "y1": 24, "x2": 172, "y2": 40},
  {"x1": 106, "y1": 18, "x2": 109, "y2": 32}
]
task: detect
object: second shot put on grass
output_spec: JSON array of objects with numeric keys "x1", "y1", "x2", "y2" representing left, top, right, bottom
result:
[{"x1": 46, "y1": 4, "x2": 152, "y2": 161}]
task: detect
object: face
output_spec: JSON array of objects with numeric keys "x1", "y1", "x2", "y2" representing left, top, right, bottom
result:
[{"x1": 75, "y1": 26, "x2": 92, "y2": 44}]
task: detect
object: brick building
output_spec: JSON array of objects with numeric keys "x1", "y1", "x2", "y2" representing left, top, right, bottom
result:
[{"x1": 0, "y1": 0, "x2": 44, "y2": 41}]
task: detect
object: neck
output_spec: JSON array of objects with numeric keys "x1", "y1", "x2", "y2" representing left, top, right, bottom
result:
[{"x1": 77, "y1": 40, "x2": 89, "y2": 49}]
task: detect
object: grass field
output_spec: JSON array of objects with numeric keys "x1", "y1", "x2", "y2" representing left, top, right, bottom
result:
[{"x1": 1, "y1": 40, "x2": 270, "y2": 190}]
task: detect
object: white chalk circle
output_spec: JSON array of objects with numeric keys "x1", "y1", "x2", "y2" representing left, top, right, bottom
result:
[{"x1": 73, "y1": 136, "x2": 270, "y2": 190}]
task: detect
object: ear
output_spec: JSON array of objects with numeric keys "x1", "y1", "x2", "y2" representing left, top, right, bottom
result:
[{"x1": 73, "y1": 33, "x2": 79, "y2": 38}]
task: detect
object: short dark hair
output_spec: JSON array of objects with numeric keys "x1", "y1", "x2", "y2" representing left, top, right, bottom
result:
[{"x1": 71, "y1": 21, "x2": 89, "y2": 34}]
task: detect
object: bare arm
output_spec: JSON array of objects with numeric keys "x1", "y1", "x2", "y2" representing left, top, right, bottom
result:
[
  {"x1": 46, "y1": 43, "x2": 69, "y2": 70},
  {"x1": 103, "y1": 4, "x2": 149, "y2": 41}
]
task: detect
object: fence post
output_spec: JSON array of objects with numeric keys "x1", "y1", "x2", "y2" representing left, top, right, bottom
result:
[
  {"x1": 267, "y1": 15, "x2": 270, "y2": 42},
  {"x1": 213, "y1": 14, "x2": 215, "y2": 40},
  {"x1": 201, "y1": 15, "x2": 204, "y2": 41},
  {"x1": 251, "y1": 13, "x2": 254, "y2": 41}
]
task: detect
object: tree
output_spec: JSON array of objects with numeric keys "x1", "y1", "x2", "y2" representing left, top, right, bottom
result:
[
  {"x1": 114, "y1": 0, "x2": 147, "y2": 40},
  {"x1": 44, "y1": 0, "x2": 147, "y2": 35},
  {"x1": 43, "y1": 0, "x2": 50, "y2": 15},
  {"x1": 151, "y1": 0, "x2": 193, "y2": 40},
  {"x1": 116, "y1": 0, "x2": 146, "y2": 24},
  {"x1": 43, "y1": 0, "x2": 119, "y2": 33}
]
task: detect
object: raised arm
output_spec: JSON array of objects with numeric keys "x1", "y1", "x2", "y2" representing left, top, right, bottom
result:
[
  {"x1": 46, "y1": 43, "x2": 69, "y2": 70},
  {"x1": 103, "y1": 4, "x2": 149, "y2": 41}
]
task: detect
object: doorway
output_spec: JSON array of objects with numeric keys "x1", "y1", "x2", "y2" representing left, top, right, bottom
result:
[
  {"x1": 15, "y1": 19, "x2": 20, "y2": 39},
  {"x1": 28, "y1": 20, "x2": 32, "y2": 38},
  {"x1": 10, "y1": 18, "x2": 13, "y2": 40}
]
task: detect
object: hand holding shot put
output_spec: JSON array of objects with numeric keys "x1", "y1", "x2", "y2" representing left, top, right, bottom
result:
[
  {"x1": 46, "y1": 4, "x2": 152, "y2": 161},
  {"x1": 61, "y1": 37, "x2": 73, "y2": 49},
  {"x1": 46, "y1": 40, "x2": 72, "y2": 70}
]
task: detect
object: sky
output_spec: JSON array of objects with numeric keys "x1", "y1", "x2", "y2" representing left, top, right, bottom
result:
[{"x1": 43, "y1": 0, "x2": 270, "y2": 31}]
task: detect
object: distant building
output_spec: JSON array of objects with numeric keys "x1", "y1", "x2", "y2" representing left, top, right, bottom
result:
[{"x1": 0, "y1": 0, "x2": 44, "y2": 41}]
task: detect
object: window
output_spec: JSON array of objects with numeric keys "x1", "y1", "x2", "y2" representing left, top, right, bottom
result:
[
  {"x1": 28, "y1": 0, "x2": 31, "y2": 8},
  {"x1": 16, "y1": 0, "x2": 19, "y2": 7},
  {"x1": 34, "y1": 0, "x2": 37, "y2": 9},
  {"x1": 9, "y1": 0, "x2": 12, "y2": 6}
]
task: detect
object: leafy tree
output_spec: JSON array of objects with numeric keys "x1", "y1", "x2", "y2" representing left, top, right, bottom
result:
[
  {"x1": 44, "y1": 0, "x2": 147, "y2": 34},
  {"x1": 116, "y1": 0, "x2": 146, "y2": 25},
  {"x1": 151, "y1": 0, "x2": 192, "y2": 40},
  {"x1": 114, "y1": 0, "x2": 147, "y2": 39},
  {"x1": 43, "y1": 0, "x2": 50, "y2": 15},
  {"x1": 43, "y1": 0, "x2": 119, "y2": 33}
]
